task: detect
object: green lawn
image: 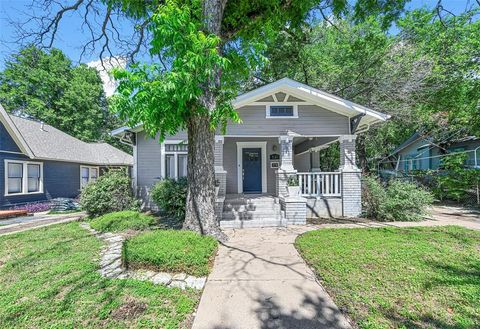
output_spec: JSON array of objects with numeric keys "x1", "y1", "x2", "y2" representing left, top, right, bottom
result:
[
  {"x1": 89, "y1": 211, "x2": 157, "y2": 232},
  {"x1": 296, "y1": 226, "x2": 480, "y2": 329},
  {"x1": 124, "y1": 230, "x2": 218, "y2": 277},
  {"x1": 0, "y1": 222, "x2": 200, "y2": 328}
]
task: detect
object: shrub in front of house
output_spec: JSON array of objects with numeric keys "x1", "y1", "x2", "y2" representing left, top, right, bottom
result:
[
  {"x1": 150, "y1": 178, "x2": 188, "y2": 220},
  {"x1": 89, "y1": 210, "x2": 156, "y2": 232},
  {"x1": 80, "y1": 170, "x2": 138, "y2": 217},
  {"x1": 362, "y1": 176, "x2": 434, "y2": 221},
  {"x1": 123, "y1": 229, "x2": 217, "y2": 277}
]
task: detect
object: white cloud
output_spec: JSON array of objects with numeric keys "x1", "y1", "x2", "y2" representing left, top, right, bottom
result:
[{"x1": 87, "y1": 57, "x2": 127, "y2": 97}]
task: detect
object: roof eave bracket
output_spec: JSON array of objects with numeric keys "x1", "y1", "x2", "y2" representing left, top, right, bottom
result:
[{"x1": 350, "y1": 113, "x2": 366, "y2": 134}]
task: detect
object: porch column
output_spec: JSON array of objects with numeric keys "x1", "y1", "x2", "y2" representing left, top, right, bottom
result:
[
  {"x1": 276, "y1": 134, "x2": 296, "y2": 197},
  {"x1": 214, "y1": 136, "x2": 226, "y2": 221},
  {"x1": 214, "y1": 136, "x2": 226, "y2": 197},
  {"x1": 339, "y1": 135, "x2": 362, "y2": 217}
]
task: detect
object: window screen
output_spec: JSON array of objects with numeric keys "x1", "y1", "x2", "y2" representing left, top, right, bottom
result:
[
  {"x1": 8, "y1": 162, "x2": 23, "y2": 194},
  {"x1": 178, "y1": 154, "x2": 188, "y2": 178},
  {"x1": 269, "y1": 105, "x2": 294, "y2": 117},
  {"x1": 27, "y1": 164, "x2": 41, "y2": 192},
  {"x1": 165, "y1": 154, "x2": 175, "y2": 178}
]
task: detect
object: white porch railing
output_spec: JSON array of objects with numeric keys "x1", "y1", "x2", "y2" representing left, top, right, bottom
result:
[{"x1": 297, "y1": 172, "x2": 342, "y2": 197}]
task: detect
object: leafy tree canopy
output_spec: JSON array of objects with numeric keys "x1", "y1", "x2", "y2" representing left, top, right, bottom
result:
[
  {"x1": 110, "y1": 0, "x2": 409, "y2": 141},
  {"x1": 0, "y1": 46, "x2": 120, "y2": 143},
  {"x1": 255, "y1": 7, "x2": 479, "y2": 169}
]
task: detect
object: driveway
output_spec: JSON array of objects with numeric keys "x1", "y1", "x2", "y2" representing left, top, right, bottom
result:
[{"x1": 192, "y1": 226, "x2": 352, "y2": 329}]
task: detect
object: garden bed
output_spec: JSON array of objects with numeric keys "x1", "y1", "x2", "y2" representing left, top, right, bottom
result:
[{"x1": 296, "y1": 226, "x2": 480, "y2": 329}]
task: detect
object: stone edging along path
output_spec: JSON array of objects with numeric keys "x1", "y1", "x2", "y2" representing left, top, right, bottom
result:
[{"x1": 80, "y1": 222, "x2": 207, "y2": 290}]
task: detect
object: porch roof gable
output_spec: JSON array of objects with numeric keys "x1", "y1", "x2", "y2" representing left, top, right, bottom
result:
[{"x1": 233, "y1": 78, "x2": 390, "y2": 130}]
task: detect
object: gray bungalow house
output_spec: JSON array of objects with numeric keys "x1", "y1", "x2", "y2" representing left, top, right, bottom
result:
[
  {"x1": 113, "y1": 78, "x2": 389, "y2": 227},
  {"x1": 0, "y1": 104, "x2": 133, "y2": 209}
]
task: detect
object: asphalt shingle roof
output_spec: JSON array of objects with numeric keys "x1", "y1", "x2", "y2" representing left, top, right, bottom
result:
[{"x1": 10, "y1": 115, "x2": 133, "y2": 166}]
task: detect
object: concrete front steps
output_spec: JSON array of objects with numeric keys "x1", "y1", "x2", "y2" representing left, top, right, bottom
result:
[{"x1": 220, "y1": 194, "x2": 286, "y2": 228}]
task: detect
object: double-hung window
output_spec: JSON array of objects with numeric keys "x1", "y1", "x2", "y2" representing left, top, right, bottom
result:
[
  {"x1": 163, "y1": 142, "x2": 188, "y2": 180},
  {"x1": 5, "y1": 160, "x2": 43, "y2": 196},
  {"x1": 80, "y1": 166, "x2": 99, "y2": 188}
]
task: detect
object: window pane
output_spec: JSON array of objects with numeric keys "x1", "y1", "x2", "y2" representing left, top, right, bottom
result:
[
  {"x1": 7, "y1": 163, "x2": 23, "y2": 194},
  {"x1": 8, "y1": 178, "x2": 22, "y2": 193},
  {"x1": 27, "y1": 164, "x2": 41, "y2": 192},
  {"x1": 165, "y1": 155, "x2": 175, "y2": 178},
  {"x1": 90, "y1": 168, "x2": 98, "y2": 181},
  {"x1": 270, "y1": 106, "x2": 294, "y2": 117},
  {"x1": 165, "y1": 143, "x2": 188, "y2": 152},
  {"x1": 178, "y1": 154, "x2": 188, "y2": 178},
  {"x1": 81, "y1": 167, "x2": 90, "y2": 187},
  {"x1": 81, "y1": 167, "x2": 90, "y2": 179},
  {"x1": 8, "y1": 163, "x2": 23, "y2": 178}
]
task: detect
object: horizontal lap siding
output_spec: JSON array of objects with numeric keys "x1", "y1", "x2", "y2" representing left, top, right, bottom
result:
[
  {"x1": 226, "y1": 105, "x2": 349, "y2": 136},
  {"x1": 0, "y1": 121, "x2": 21, "y2": 153},
  {"x1": 136, "y1": 131, "x2": 162, "y2": 189},
  {"x1": 1, "y1": 157, "x2": 81, "y2": 208},
  {"x1": 136, "y1": 130, "x2": 189, "y2": 189}
]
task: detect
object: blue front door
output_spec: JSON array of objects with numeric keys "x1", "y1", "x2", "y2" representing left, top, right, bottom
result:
[{"x1": 242, "y1": 148, "x2": 262, "y2": 193}]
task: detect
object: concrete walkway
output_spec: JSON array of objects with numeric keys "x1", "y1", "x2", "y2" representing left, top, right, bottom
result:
[
  {"x1": 193, "y1": 205, "x2": 479, "y2": 329},
  {"x1": 0, "y1": 212, "x2": 85, "y2": 236},
  {"x1": 192, "y1": 226, "x2": 352, "y2": 329}
]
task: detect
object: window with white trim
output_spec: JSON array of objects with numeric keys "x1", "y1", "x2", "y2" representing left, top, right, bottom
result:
[
  {"x1": 80, "y1": 166, "x2": 99, "y2": 187},
  {"x1": 5, "y1": 160, "x2": 43, "y2": 195},
  {"x1": 266, "y1": 105, "x2": 298, "y2": 118},
  {"x1": 163, "y1": 142, "x2": 188, "y2": 180}
]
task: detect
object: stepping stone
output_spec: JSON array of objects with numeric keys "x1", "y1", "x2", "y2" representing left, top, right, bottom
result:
[
  {"x1": 185, "y1": 276, "x2": 207, "y2": 289},
  {"x1": 172, "y1": 273, "x2": 187, "y2": 281},
  {"x1": 151, "y1": 273, "x2": 172, "y2": 285}
]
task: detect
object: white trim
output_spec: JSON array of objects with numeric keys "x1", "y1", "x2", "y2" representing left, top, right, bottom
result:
[
  {"x1": 4, "y1": 159, "x2": 44, "y2": 196},
  {"x1": 80, "y1": 165, "x2": 100, "y2": 188},
  {"x1": 161, "y1": 140, "x2": 188, "y2": 180},
  {"x1": 0, "y1": 150, "x2": 25, "y2": 155},
  {"x1": 132, "y1": 139, "x2": 138, "y2": 192},
  {"x1": 236, "y1": 141, "x2": 267, "y2": 194},
  {"x1": 266, "y1": 104, "x2": 299, "y2": 119}
]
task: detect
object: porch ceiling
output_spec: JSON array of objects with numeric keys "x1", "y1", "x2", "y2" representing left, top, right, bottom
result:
[{"x1": 294, "y1": 137, "x2": 339, "y2": 155}]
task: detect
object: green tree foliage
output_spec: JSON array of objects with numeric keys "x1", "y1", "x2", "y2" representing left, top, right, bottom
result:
[
  {"x1": 0, "y1": 46, "x2": 119, "y2": 142},
  {"x1": 433, "y1": 154, "x2": 480, "y2": 202},
  {"x1": 258, "y1": 8, "x2": 479, "y2": 169},
  {"x1": 398, "y1": 9, "x2": 480, "y2": 135}
]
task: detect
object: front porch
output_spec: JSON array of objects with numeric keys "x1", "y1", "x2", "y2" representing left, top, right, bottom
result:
[{"x1": 214, "y1": 134, "x2": 362, "y2": 227}]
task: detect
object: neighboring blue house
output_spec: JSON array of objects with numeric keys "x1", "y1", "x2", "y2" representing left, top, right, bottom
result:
[
  {"x1": 0, "y1": 104, "x2": 133, "y2": 209},
  {"x1": 381, "y1": 132, "x2": 480, "y2": 173}
]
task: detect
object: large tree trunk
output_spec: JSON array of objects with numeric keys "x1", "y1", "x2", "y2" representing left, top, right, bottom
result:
[
  {"x1": 182, "y1": 0, "x2": 227, "y2": 240},
  {"x1": 183, "y1": 114, "x2": 225, "y2": 240}
]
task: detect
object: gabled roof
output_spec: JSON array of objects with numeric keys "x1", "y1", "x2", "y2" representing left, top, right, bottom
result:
[
  {"x1": 111, "y1": 78, "x2": 390, "y2": 136},
  {"x1": 233, "y1": 78, "x2": 390, "y2": 129},
  {"x1": 386, "y1": 131, "x2": 480, "y2": 158},
  {"x1": 0, "y1": 104, "x2": 133, "y2": 166}
]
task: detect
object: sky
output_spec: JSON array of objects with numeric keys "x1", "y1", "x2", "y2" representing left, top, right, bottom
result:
[{"x1": 0, "y1": 0, "x2": 476, "y2": 71}]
